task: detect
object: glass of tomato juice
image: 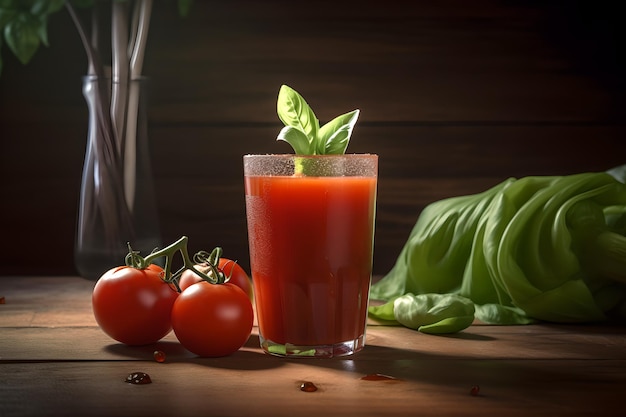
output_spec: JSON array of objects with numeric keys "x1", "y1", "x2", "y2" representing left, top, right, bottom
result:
[{"x1": 243, "y1": 154, "x2": 378, "y2": 358}]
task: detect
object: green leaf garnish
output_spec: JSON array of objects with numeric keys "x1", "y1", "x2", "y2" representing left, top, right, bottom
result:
[
  {"x1": 276, "y1": 85, "x2": 359, "y2": 155},
  {"x1": 277, "y1": 126, "x2": 312, "y2": 155},
  {"x1": 277, "y1": 85, "x2": 319, "y2": 148},
  {"x1": 317, "y1": 109, "x2": 360, "y2": 155}
]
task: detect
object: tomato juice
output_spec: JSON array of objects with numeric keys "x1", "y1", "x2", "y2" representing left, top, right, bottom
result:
[{"x1": 245, "y1": 167, "x2": 377, "y2": 356}]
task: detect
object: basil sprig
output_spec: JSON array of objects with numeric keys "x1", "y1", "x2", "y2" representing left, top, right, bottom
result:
[{"x1": 276, "y1": 85, "x2": 360, "y2": 155}]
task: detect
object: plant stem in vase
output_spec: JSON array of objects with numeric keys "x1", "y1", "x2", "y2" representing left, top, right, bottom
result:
[{"x1": 68, "y1": 1, "x2": 161, "y2": 280}]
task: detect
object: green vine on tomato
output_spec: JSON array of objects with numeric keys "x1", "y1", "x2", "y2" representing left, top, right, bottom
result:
[
  {"x1": 92, "y1": 235, "x2": 254, "y2": 354},
  {"x1": 124, "y1": 235, "x2": 227, "y2": 292}
]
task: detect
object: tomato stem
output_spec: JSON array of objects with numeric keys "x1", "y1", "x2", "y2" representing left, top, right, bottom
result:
[
  {"x1": 124, "y1": 236, "x2": 226, "y2": 291},
  {"x1": 191, "y1": 248, "x2": 229, "y2": 284}
]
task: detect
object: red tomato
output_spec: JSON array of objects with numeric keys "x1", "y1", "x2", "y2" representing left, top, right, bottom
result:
[
  {"x1": 171, "y1": 281, "x2": 254, "y2": 357},
  {"x1": 92, "y1": 264, "x2": 178, "y2": 346},
  {"x1": 179, "y1": 258, "x2": 253, "y2": 299}
]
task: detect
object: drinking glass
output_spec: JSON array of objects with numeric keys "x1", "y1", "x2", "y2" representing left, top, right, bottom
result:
[{"x1": 244, "y1": 154, "x2": 378, "y2": 357}]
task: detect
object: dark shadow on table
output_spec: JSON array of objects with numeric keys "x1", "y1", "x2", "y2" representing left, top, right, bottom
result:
[{"x1": 103, "y1": 323, "x2": 626, "y2": 394}]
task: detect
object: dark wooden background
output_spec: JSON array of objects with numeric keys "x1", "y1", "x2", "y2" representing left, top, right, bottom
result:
[{"x1": 1, "y1": 0, "x2": 625, "y2": 277}]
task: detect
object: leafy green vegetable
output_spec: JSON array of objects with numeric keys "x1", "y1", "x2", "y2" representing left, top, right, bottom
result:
[
  {"x1": 369, "y1": 167, "x2": 626, "y2": 333},
  {"x1": 276, "y1": 85, "x2": 359, "y2": 155},
  {"x1": 369, "y1": 293, "x2": 477, "y2": 334},
  {"x1": 0, "y1": 0, "x2": 65, "y2": 73},
  {"x1": 0, "y1": 0, "x2": 193, "y2": 76}
]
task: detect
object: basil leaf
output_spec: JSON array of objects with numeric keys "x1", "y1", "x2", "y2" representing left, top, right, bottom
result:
[
  {"x1": 393, "y1": 293, "x2": 475, "y2": 334},
  {"x1": 277, "y1": 84, "x2": 319, "y2": 144},
  {"x1": 275, "y1": 85, "x2": 361, "y2": 155},
  {"x1": 277, "y1": 126, "x2": 312, "y2": 155},
  {"x1": 317, "y1": 109, "x2": 360, "y2": 155}
]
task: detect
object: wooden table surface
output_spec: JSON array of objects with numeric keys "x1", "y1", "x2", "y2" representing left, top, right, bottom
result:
[{"x1": 1, "y1": 276, "x2": 625, "y2": 417}]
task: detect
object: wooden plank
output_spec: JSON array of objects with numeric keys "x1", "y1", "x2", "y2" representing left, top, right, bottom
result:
[
  {"x1": 0, "y1": 277, "x2": 94, "y2": 326},
  {"x1": 2, "y1": 122, "x2": 624, "y2": 275},
  {"x1": 2, "y1": 276, "x2": 626, "y2": 416},
  {"x1": 1, "y1": 0, "x2": 625, "y2": 276},
  {"x1": 117, "y1": 1, "x2": 626, "y2": 122},
  {"x1": 1, "y1": 357, "x2": 625, "y2": 416},
  {"x1": 3, "y1": 324, "x2": 626, "y2": 362},
  {"x1": 0, "y1": 1, "x2": 623, "y2": 124},
  {"x1": 2, "y1": 277, "x2": 626, "y2": 361}
]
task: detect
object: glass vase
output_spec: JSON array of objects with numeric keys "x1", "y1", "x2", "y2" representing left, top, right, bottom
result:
[{"x1": 75, "y1": 75, "x2": 161, "y2": 280}]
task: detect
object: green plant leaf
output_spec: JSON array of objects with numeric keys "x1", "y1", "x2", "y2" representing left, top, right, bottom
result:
[
  {"x1": 0, "y1": 8, "x2": 18, "y2": 29},
  {"x1": 392, "y1": 293, "x2": 476, "y2": 334},
  {"x1": 277, "y1": 126, "x2": 312, "y2": 155},
  {"x1": 0, "y1": 1, "x2": 18, "y2": 9},
  {"x1": 275, "y1": 85, "x2": 361, "y2": 155},
  {"x1": 317, "y1": 109, "x2": 360, "y2": 155},
  {"x1": 607, "y1": 164, "x2": 626, "y2": 184},
  {"x1": 28, "y1": 1, "x2": 64, "y2": 47},
  {"x1": 30, "y1": 0, "x2": 65, "y2": 16},
  {"x1": 4, "y1": 13, "x2": 40, "y2": 64},
  {"x1": 36, "y1": 14, "x2": 49, "y2": 45},
  {"x1": 277, "y1": 84, "x2": 319, "y2": 144},
  {"x1": 368, "y1": 299, "x2": 398, "y2": 322}
]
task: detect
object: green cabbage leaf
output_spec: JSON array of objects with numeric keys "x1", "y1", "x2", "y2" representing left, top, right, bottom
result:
[{"x1": 369, "y1": 167, "x2": 626, "y2": 333}]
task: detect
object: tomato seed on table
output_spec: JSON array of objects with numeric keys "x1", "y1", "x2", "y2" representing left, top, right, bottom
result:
[
  {"x1": 125, "y1": 372, "x2": 152, "y2": 384},
  {"x1": 153, "y1": 350, "x2": 166, "y2": 363},
  {"x1": 300, "y1": 381, "x2": 318, "y2": 392}
]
